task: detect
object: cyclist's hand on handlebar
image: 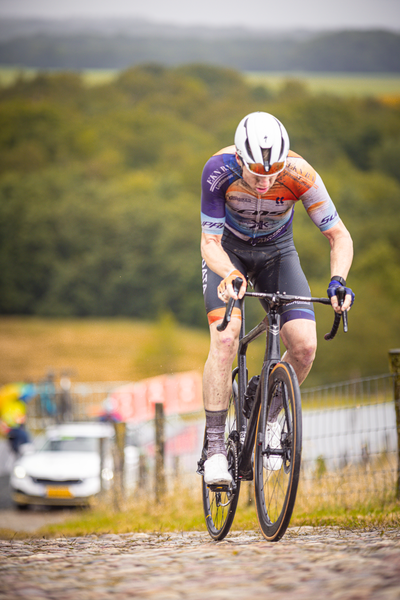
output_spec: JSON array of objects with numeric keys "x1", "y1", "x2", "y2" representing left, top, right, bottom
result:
[
  {"x1": 327, "y1": 279, "x2": 355, "y2": 313},
  {"x1": 217, "y1": 269, "x2": 247, "y2": 303}
]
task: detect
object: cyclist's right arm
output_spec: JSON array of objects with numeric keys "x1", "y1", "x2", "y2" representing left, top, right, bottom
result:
[
  {"x1": 201, "y1": 233, "x2": 232, "y2": 278},
  {"x1": 201, "y1": 154, "x2": 246, "y2": 301},
  {"x1": 201, "y1": 233, "x2": 246, "y2": 301}
]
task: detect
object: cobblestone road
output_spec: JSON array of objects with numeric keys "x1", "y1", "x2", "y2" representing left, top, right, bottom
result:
[{"x1": 1, "y1": 528, "x2": 399, "y2": 599}]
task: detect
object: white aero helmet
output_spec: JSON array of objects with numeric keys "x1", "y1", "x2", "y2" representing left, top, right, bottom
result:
[{"x1": 235, "y1": 112, "x2": 290, "y2": 176}]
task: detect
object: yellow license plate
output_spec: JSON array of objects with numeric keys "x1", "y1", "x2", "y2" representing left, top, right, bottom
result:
[{"x1": 46, "y1": 487, "x2": 73, "y2": 498}]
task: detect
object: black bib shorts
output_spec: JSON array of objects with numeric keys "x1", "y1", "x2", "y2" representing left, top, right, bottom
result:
[{"x1": 202, "y1": 225, "x2": 315, "y2": 327}]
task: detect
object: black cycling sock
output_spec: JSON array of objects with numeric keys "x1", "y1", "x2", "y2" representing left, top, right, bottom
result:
[{"x1": 205, "y1": 409, "x2": 228, "y2": 458}]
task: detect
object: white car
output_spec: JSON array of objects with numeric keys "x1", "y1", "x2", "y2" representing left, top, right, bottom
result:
[{"x1": 10, "y1": 422, "x2": 117, "y2": 508}]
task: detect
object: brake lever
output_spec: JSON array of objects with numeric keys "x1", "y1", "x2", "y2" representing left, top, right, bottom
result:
[
  {"x1": 337, "y1": 286, "x2": 348, "y2": 333},
  {"x1": 324, "y1": 286, "x2": 348, "y2": 340}
]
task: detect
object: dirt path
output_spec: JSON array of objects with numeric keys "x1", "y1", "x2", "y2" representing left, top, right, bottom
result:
[
  {"x1": 1, "y1": 528, "x2": 399, "y2": 599},
  {"x1": 0, "y1": 508, "x2": 75, "y2": 533}
]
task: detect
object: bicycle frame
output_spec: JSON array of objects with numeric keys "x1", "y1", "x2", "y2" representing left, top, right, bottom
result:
[
  {"x1": 236, "y1": 296, "x2": 283, "y2": 480},
  {"x1": 228, "y1": 286, "x2": 346, "y2": 481}
]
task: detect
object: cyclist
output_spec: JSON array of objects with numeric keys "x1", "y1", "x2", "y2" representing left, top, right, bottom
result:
[{"x1": 201, "y1": 111, "x2": 354, "y2": 485}]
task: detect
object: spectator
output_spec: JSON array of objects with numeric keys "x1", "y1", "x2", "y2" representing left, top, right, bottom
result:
[
  {"x1": 58, "y1": 374, "x2": 73, "y2": 422},
  {"x1": 0, "y1": 382, "x2": 35, "y2": 454},
  {"x1": 39, "y1": 371, "x2": 57, "y2": 419}
]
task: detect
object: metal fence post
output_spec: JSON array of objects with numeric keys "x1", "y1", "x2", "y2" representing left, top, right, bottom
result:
[
  {"x1": 155, "y1": 403, "x2": 165, "y2": 502},
  {"x1": 138, "y1": 454, "x2": 148, "y2": 492},
  {"x1": 99, "y1": 437, "x2": 105, "y2": 496},
  {"x1": 388, "y1": 349, "x2": 400, "y2": 499}
]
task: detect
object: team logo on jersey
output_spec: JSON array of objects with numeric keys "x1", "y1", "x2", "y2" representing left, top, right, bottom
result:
[
  {"x1": 202, "y1": 259, "x2": 208, "y2": 295},
  {"x1": 236, "y1": 208, "x2": 286, "y2": 217},
  {"x1": 201, "y1": 220, "x2": 224, "y2": 230},
  {"x1": 207, "y1": 167, "x2": 231, "y2": 192},
  {"x1": 320, "y1": 211, "x2": 338, "y2": 227}
]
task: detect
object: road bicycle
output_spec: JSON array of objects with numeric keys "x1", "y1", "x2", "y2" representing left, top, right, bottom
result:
[{"x1": 197, "y1": 278, "x2": 348, "y2": 542}]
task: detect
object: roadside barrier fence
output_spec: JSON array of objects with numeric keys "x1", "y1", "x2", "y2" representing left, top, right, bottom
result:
[{"x1": 25, "y1": 350, "x2": 400, "y2": 510}]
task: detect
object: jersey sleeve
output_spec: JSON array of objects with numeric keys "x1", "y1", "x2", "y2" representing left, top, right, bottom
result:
[
  {"x1": 300, "y1": 172, "x2": 340, "y2": 232},
  {"x1": 200, "y1": 155, "x2": 228, "y2": 235}
]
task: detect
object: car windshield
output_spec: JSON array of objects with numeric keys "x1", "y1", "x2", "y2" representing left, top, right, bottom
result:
[{"x1": 40, "y1": 437, "x2": 99, "y2": 453}]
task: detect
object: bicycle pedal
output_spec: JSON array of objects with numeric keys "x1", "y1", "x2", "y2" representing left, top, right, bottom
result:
[{"x1": 207, "y1": 484, "x2": 230, "y2": 492}]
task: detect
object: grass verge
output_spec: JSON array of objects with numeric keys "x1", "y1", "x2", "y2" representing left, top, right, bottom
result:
[{"x1": 1, "y1": 477, "x2": 399, "y2": 540}]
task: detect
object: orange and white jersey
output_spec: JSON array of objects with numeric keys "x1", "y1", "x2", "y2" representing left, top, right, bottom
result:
[{"x1": 201, "y1": 146, "x2": 339, "y2": 242}]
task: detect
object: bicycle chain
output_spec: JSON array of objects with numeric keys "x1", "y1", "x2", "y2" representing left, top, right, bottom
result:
[{"x1": 227, "y1": 437, "x2": 239, "y2": 490}]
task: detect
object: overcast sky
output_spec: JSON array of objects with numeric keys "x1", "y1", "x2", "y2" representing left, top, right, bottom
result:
[{"x1": 0, "y1": 0, "x2": 399, "y2": 31}]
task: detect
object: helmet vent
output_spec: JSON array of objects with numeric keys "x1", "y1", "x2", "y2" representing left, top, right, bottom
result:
[
  {"x1": 261, "y1": 148, "x2": 271, "y2": 168},
  {"x1": 245, "y1": 138, "x2": 255, "y2": 162},
  {"x1": 243, "y1": 118, "x2": 255, "y2": 162},
  {"x1": 275, "y1": 119, "x2": 285, "y2": 160}
]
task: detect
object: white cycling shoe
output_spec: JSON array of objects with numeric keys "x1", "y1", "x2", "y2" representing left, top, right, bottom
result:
[
  {"x1": 204, "y1": 453, "x2": 232, "y2": 485},
  {"x1": 263, "y1": 421, "x2": 283, "y2": 471}
]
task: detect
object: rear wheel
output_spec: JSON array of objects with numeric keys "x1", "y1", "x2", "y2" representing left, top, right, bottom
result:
[
  {"x1": 202, "y1": 377, "x2": 241, "y2": 540},
  {"x1": 254, "y1": 362, "x2": 302, "y2": 542}
]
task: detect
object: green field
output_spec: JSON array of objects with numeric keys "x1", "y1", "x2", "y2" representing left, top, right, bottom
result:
[
  {"x1": 1, "y1": 67, "x2": 400, "y2": 97},
  {"x1": 0, "y1": 316, "x2": 211, "y2": 385},
  {"x1": 246, "y1": 71, "x2": 400, "y2": 97},
  {"x1": 0, "y1": 67, "x2": 118, "y2": 87}
]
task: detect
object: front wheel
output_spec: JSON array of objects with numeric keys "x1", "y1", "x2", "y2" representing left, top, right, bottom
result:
[
  {"x1": 202, "y1": 377, "x2": 241, "y2": 541},
  {"x1": 254, "y1": 362, "x2": 302, "y2": 542}
]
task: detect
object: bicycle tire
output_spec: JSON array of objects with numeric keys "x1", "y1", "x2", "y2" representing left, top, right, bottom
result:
[
  {"x1": 202, "y1": 377, "x2": 241, "y2": 541},
  {"x1": 254, "y1": 362, "x2": 302, "y2": 542}
]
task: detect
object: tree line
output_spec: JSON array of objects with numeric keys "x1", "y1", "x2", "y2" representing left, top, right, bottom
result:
[
  {"x1": 0, "y1": 30, "x2": 399, "y2": 72},
  {"x1": 1, "y1": 63, "x2": 399, "y2": 383}
]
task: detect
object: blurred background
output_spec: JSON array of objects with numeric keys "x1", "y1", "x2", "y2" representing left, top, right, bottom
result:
[{"x1": 0, "y1": 0, "x2": 399, "y2": 519}]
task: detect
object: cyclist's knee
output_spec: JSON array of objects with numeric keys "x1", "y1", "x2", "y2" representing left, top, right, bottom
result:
[
  {"x1": 295, "y1": 341, "x2": 316, "y2": 367},
  {"x1": 288, "y1": 334, "x2": 316, "y2": 367},
  {"x1": 209, "y1": 320, "x2": 240, "y2": 363},
  {"x1": 281, "y1": 320, "x2": 316, "y2": 366}
]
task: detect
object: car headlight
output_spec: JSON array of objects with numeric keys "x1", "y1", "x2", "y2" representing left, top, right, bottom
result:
[
  {"x1": 13, "y1": 465, "x2": 26, "y2": 479},
  {"x1": 101, "y1": 468, "x2": 114, "y2": 481}
]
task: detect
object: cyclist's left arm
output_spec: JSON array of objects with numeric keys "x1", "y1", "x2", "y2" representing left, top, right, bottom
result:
[
  {"x1": 299, "y1": 169, "x2": 354, "y2": 313},
  {"x1": 321, "y1": 221, "x2": 354, "y2": 313}
]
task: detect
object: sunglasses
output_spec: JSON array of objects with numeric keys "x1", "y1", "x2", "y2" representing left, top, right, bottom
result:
[{"x1": 243, "y1": 159, "x2": 286, "y2": 177}]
